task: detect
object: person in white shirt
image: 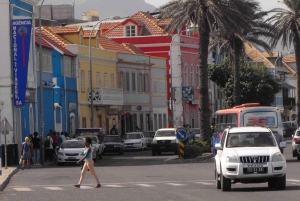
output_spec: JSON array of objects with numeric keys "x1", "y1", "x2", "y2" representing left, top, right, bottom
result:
[{"x1": 45, "y1": 133, "x2": 54, "y2": 162}]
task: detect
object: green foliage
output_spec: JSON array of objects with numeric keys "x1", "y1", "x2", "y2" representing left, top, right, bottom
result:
[
  {"x1": 187, "y1": 140, "x2": 210, "y2": 153},
  {"x1": 184, "y1": 145, "x2": 202, "y2": 159},
  {"x1": 209, "y1": 58, "x2": 281, "y2": 108}
]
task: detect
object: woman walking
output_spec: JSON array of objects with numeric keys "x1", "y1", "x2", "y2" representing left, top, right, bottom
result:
[
  {"x1": 74, "y1": 137, "x2": 101, "y2": 188},
  {"x1": 21, "y1": 137, "x2": 32, "y2": 170}
]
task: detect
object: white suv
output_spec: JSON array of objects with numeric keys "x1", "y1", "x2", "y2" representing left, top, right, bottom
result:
[{"x1": 215, "y1": 127, "x2": 287, "y2": 191}]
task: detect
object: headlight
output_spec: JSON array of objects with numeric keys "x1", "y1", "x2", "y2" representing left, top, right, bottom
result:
[
  {"x1": 58, "y1": 152, "x2": 64, "y2": 156},
  {"x1": 272, "y1": 152, "x2": 284, "y2": 162},
  {"x1": 226, "y1": 154, "x2": 238, "y2": 163}
]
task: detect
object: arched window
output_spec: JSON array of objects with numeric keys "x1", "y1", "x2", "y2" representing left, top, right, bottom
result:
[
  {"x1": 184, "y1": 64, "x2": 188, "y2": 86},
  {"x1": 190, "y1": 64, "x2": 194, "y2": 87}
]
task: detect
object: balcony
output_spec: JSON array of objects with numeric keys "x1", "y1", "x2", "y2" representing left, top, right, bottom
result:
[
  {"x1": 283, "y1": 97, "x2": 295, "y2": 107},
  {"x1": 88, "y1": 88, "x2": 123, "y2": 106}
]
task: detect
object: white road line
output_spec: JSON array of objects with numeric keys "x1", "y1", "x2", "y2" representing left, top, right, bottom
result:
[
  {"x1": 80, "y1": 186, "x2": 93, "y2": 189},
  {"x1": 105, "y1": 185, "x2": 124, "y2": 188},
  {"x1": 167, "y1": 183, "x2": 186, "y2": 186},
  {"x1": 194, "y1": 182, "x2": 214, "y2": 185},
  {"x1": 13, "y1": 188, "x2": 34, "y2": 192},
  {"x1": 287, "y1": 179, "x2": 300, "y2": 183},
  {"x1": 44, "y1": 187, "x2": 64, "y2": 191},
  {"x1": 136, "y1": 184, "x2": 154, "y2": 187}
]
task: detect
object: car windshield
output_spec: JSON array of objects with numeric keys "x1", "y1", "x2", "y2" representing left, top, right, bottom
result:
[
  {"x1": 61, "y1": 141, "x2": 85, "y2": 148},
  {"x1": 226, "y1": 132, "x2": 276, "y2": 148},
  {"x1": 155, "y1": 130, "x2": 175, "y2": 137},
  {"x1": 103, "y1": 136, "x2": 121, "y2": 142},
  {"x1": 124, "y1": 134, "x2": 141, "y2": 139},
  {"x1": 143, "y1": 132, "x2": 154, "y2": 137},
  {"x1": 190, "y1": 128, "x2": 200, "y2": 134},
  {"x1": 77, "y1": 136, "x2": 98, "y2": 144}
]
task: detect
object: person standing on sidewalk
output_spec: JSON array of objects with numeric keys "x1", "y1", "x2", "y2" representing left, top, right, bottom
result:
[
  {"x1": 73, "y1": 137, "x2": 101, "y2": 188},
  {"x1": 21, "y1": 137, "x2": 33, "y2": 170},
  {"x1": 45, "y1": 133, "x2": 53, "y2": 162},
  {"x1": 32, "y1": 132, "x2": 41, "y2": 165}
]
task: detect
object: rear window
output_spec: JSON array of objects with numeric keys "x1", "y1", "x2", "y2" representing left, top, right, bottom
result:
[{"x1": 296, "y1": 131, "x2": 300, "y2": 136}]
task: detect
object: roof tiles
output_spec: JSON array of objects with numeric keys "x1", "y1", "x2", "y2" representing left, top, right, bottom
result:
[
  {"x1": 50, "y1": 26, "x2": 81, "y2": 34},
  {"x1": 122, "y1": 43, "x2": 145, "y2": 55},
  {"x1": 244, "y1": 43, "x2": 274, "y2": 68},
  {"x1": 99, "y1": 35, "x2": 130, "y2": 53},
  {"x1": 83, "y1": 30, "x2": 98, "y2": 38},
  {"x1": 283, "y1": 57, "x2": 296, "y2": 63}
]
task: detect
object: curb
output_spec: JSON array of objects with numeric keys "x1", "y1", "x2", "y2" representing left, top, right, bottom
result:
[
  {"x1": 0, "y1": 168, "x2": 18, "y2": 191},
  {"x1": 164, "y1": 153, "x2": 214, "y2": 164}
]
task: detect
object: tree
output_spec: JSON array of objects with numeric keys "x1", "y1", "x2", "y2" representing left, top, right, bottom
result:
[
  {"x1": 266, "y1": 0, "x2": 300, "y2": 126},
  {"x1": 209, "y1": 58, "x2": 281, "y2": 107},
  {"x1": 210, "y1": 3, "x2": 273, "y2": 106},
  {"x1": 157, "y1": 0, "x2": 255, "y2": 141}
]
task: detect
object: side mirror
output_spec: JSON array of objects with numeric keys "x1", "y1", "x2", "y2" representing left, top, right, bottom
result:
[
  {"x1": 279, "y1": 141, "x2": 287, "y2": 148},
  {"x1": 215, "y1": 143, "x2": 222, "y2": 150}
]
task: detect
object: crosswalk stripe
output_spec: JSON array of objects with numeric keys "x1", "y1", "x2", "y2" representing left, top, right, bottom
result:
[
  {"x1": 287, "y1": 179, "x2": 300, "y2": 183},
  {"x1": 44, "y1": 187, "x2": 64, "y2": 191},
  {"x1": 194, "y1": 182, "x2": 214, "y2": 185},
  {"x1": 136, "y1": 184, "x2": 154, "y2": 187},
  {"x1": 80, "y1": 186, "x2": 93, "y2": 189},
  {"x1": 13, "y1": 188, "x2": 33, "y2": 192},
  {"x1": 105, "y1": 185, "x2": 124, "y2": 188},
  {"x1": 167, "y1": 183, "x2": 186, "y2": 186}
]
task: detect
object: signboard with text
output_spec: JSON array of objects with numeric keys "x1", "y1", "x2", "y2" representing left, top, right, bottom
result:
[
  {"x1": 243, "y1": 112, "x2": 278, "y2": 127},
  {"x1": 182, "y1": 86, "x2": 194, "y2": 102},
  {"x1": 11, "y1": 19, "x2": 32, "y2": 107}
]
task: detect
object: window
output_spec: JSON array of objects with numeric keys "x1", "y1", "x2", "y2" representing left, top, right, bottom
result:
[
  {"x1": 159, "y1": 114, "x2": 162, "y2": 129},
  {"x1": 126, "y1": 25, "x2": 136, "y2": 37},
  {"x1": 132, "y1": 72, "x2": 136, "y2": 91},
  {"x1": 191, "y1": 109, "x2": 195, "y2": 128},
  {"x1": 63, "y1": 56, "x2": 72, "y2": 77},
  {"x1": 123, "y1": 72, "x2": 126, "y2": 91},
  {"x1": 82, "y1": 117, "x2": 86, "y2": 128},
  {"x1": 80, "y1": 34, "x2": 83, "y2": 45},
  {"x1": 133, "y1": 114, "x2": 137, "y2": 129},
  {"x1": 96, "y1": 72, "x2": 101, "y2": 87},
  {"x1": 184, "y1": 64, "x2": 188, "y2": 86},
  {"x1": 196, "y1": 65, "x2": 199, "y2": 88},
  {"x1": 88, "y1": 71, "x2": 91, "y2": 85},
  {"x1": 119, "y1": 71, "x2": 123, "y2": 89},
  {"x1": 163, "y1": 114, "x2": 167, "y2": 128},
  {"x1": 144, "y1": 73, "x2": 149, "y2": 92},
  {"x1": 104, "y1": 73, "x2": 108, "y2": 88},
  {"x1": 81, "y1": 70, "x2": 85, "y2": 92},
  {"x1": 138, "y1": 73, "x2": 143, "y2": 92},
  {"x1": 126, "y1": 72, "x2": 130, "y2": 91},
  {"x1": 146, "y1": 114, "x2": 151, "y2": 131},
  {"x1": 190, "y1": 64, "x2": 194, "y2": 87},
  {"x1": 140, "y1": 113, "x2": 143, "y2": 131},
  {"x1": 214, "y1": 113, "x2": 237, "y2": 133},
  {"x1": 185, "y1": 109, "x2": 189, "y2": 124},
  {"x1": 56, "y1": 108, "x2": 61, "y2": 123},
  {"x1": 154, "y1": 114, "x2": 158, "y2": 131},
  {"x1": 111, "y1": 73, "x2": 114, "y2": 88}
]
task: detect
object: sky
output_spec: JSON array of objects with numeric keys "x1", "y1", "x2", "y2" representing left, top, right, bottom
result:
[{"x1": 145, "y1": 0, "x2": 287, "y2": 10}]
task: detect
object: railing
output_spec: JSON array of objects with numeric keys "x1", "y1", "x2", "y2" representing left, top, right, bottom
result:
[{"x1": 88, "y1": 88, "x2": 123, "y2": 106}]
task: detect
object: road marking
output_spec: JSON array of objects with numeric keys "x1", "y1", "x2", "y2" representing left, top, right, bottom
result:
[
  {"x1": 287, "y1": 179, "x2": 300, "y2": 183},
  {"x1": 136, "y1": 184, "x2": 154, "y2": 187},
  {"x1": 13, "y1": 188, "x2": 33, "y2": 192},
  {"x1": 194, "y1": 182, "x2": 214, "y2": 185},
  {"x1": 80, "y1": 186, "x2": 93, "y2": 189},
  {"x1": 105, "y1": 185, "x2": 124, "y2": 188},
  {"x1": 44, "y1": 187, "x2": 64, "y2": 191},
  {"x1": 167, "y1": 183, "x2": 186, "y2": 186}
]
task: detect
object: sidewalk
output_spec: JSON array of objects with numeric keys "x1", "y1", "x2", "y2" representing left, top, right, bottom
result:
[
  {"x1": 164, "y1": 152, "x2": 214, "y2": 164},
  {"x1": 0, "y1": 167, "x2": 18, "y2": 191}
]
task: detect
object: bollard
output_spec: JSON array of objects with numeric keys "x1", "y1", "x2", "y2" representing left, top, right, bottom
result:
[{"x1": 179, "y1": 141, "x2": 185, "y2": 159}]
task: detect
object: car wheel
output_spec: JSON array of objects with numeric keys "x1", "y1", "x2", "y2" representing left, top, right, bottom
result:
[
  {"x1": 221, "y1": 170, "x2": 231, "y2": 191},
  {"x1": 152, "y1": 150, "x2": 156, "y2": 156},
  {"x1": 215, "y1": 166, "x2": 221, "y2": 189},
  {"x1": 277, "y1": 175, "x2": 286, "y2": 190},
  {"x1": 293, "y1": 149, "x2": 297, "y2": 157},
  {"x1": 268, "y1": 178, "x2": 277, "y2": 189},
  {"x1": 297, "y1": 155, "x2": 300, "y2": 161}
]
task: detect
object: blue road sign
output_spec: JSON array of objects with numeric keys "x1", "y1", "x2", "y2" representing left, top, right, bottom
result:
[{"x1": 176, "y1": 129, "x2": 187, "y2": 141}]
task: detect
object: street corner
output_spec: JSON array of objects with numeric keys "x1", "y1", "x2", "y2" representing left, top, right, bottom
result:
[
  {"x1": 163, "y1": 153, "x2": 214, "y2": 164},
  {"x1": 0, "y1": 167, "x2": 18, "y2": 191}
]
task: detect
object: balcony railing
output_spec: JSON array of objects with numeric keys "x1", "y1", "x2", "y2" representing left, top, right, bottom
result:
[
  {"x1": 283, "y1": 97, "x2": 295, "y2": 107},
  {"x1": 88, "y1": 88, "x2": 123, "y2": 106}
]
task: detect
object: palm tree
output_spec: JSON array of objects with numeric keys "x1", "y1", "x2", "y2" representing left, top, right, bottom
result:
[
  {"x1": 158, "y1": 0, "x2": 258, "y2": 141},
  {"x1": 210, "y1": 8, "x2": 273, "y2": 107},
  {"x1": 267, "y1": 0, "x2": 300, "y2": 126}
]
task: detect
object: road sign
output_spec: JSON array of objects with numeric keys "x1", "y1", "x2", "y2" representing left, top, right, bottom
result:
[
  {"x1": 1, "y1": 118, "x2": 13, "y2": 134},
  {"x1": 176, "y1": 129, "x2": 187, "y2": 141}
]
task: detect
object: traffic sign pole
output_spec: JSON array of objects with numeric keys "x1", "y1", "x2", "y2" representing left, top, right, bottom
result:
[
  {"x1": 179, "y1": 141, "x2": 185, "y2": 159},
  {"x1": 176, "y1": 129, "x2": 188, "y2": 159}
]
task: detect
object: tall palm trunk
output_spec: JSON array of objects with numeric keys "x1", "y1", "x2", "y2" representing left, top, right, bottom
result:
[
  {"x1": 233, "y1": 40, "x2": 242, "y2": 106},
  {"x1": 198, "y1": 17, "x2": 211, "y2": 142},
  {"x1": 293, "y1": 32, "x2": 300, "y2": 127}
]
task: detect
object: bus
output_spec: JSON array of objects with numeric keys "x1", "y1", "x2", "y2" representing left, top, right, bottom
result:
[{"x1": 212, "y1": 103, "x2": 284, "y2": 152}]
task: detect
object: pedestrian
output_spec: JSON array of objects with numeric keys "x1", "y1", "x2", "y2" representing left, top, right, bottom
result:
[
  {"x1": 57, "y1": 132, "x2": 65, "y2": 147},
  {"x1": 52, "y1": 131, "x2": 58, "y2": 149},
  {"x1": 21, "y1": 137, "x2": 33, "y2": 170},
  {"x1": 45, "y1": 133, "x2": 53, "y2": 162},
  {"x1": 32, "y1": 132, "x2": 41, "y2": 165},
  {"x1": 110, "y1": 125, "x2": 118, "y2": 135},
  {"x1": 74, "y1": 137, "x2": 101, "y2": 188}
]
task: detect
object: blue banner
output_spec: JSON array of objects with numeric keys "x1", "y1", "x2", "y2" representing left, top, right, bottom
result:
[{"x1": 12, "y1": 19, "x2": 32, "y2": 107}]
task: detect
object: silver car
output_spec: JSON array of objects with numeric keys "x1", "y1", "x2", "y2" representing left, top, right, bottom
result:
[{"x1": 292, "y1": 129, "x2": 300, "y2": 160}]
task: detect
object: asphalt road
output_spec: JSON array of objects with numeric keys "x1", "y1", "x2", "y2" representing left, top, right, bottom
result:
[{"x1": 1, "y1": 141, "x2": 300, "y2": 201}]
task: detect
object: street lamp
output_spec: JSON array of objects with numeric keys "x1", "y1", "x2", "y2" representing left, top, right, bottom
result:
[{"x1": 89, "y1": 17, "x2": 114, "y2": 128}]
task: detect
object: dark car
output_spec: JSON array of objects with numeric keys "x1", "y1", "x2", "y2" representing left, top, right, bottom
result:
[
  {"x1": 103, "y1": 135, "x2": 124, "y2": 155},
  {"x1": 143, "y1": 131, "x2": 155, "y2": 148}
]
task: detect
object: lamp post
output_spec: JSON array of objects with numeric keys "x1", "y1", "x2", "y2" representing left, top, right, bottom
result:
[
  {"x1": 39, "y1": 0, "x2": 45, "y2": 166},
  {"x1": 89, "y1": 17, "x2": 113, "y2": 128}
]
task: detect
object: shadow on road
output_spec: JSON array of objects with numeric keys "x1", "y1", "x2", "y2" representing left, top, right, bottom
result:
[{"x1": 232, "y1": 185, "x2": 300, "y2": 192}]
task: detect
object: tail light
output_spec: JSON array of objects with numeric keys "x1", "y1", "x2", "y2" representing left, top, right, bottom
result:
[{"x1": 293, "y1": 138, "x2": 298, "y2": 142}]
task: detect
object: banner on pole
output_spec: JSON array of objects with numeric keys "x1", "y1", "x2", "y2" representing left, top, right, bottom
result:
[{"x1": 11, "y1": 19, "x2": 32, "y2": 107}]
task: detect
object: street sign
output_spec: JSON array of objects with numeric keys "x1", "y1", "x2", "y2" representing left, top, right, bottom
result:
[
  {"x1": 1, "y1": 118, "x2": 13, "y2": 134},
  {"x1": 176, "y1": 129, "x2": 187, "y2": 141}
]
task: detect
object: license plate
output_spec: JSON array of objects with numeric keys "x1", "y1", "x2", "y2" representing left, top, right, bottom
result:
[
  {"x1": 68, "y1": 157, "x2": 76, "y2": 159},
  {"x1": 246, "y1": 167, "x2": 264, "y2": 173}
]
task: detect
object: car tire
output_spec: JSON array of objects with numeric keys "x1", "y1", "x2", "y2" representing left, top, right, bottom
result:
[
  {"x1": 152, "y1": 150, "x2": 156, "y2": 156},
  {"x1": 215, "y1": 166, "x2": 221, "y2": 189},
  {"x1": 297, "y1": 155, "x2": 300, "y2": 161},
  {"x1": 277, "y1": 175, "x2": 286, "y2": 190},
  {"x1": 293, "y1": 150, "x2": 297, "y2": 157},
  {"x1": 221, "y1": 170, "x2": 231, "y2": 191},
  {"x1": 268, "y1": 178, "x2": 277, "y2": 189}
]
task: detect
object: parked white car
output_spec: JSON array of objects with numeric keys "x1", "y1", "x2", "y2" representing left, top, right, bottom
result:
[
  {"x1": 77, "y1": 135, "x2": 105, "y2": 159},
  {"x1": 292, "y1": 129, "x2": 300, "y2": 160},
  {"x1": 123, "y1": 132, "x2": 147, "y2": 151},
  {"x1": 215, "y1": 127, "x2": 287, "y2": 191},
  {"x1": 151, "y1": 128, "x2": 179, "y2": 155},
  {"x1": 57, "y1": 139, "x2": 97, "y2": 165}
]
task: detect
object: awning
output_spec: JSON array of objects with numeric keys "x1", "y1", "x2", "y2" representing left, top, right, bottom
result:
[{"x1": 282, "y1": 82, "x2": 295, "y2": 89}]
